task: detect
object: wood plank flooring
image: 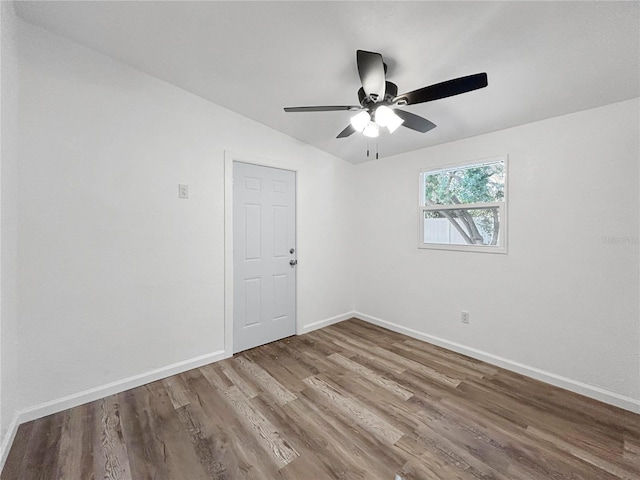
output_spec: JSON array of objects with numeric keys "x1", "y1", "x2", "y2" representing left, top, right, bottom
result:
[{"x1": 3, "y1": 318, "x2": 639, "y2": 479}]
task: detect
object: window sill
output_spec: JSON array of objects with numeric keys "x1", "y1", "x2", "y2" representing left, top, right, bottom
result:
[{"x1": 418, "y1": 243, "x2": 507, "y2": 254}]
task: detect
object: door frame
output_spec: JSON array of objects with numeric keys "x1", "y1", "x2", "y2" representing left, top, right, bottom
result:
[{"x1": 224, "y1": 150, "x2": 299, "y2": 355}]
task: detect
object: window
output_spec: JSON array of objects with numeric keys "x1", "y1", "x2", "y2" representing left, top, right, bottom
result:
[{"x1": 419, "y1": 156, "x2": 507, "y2": 253}]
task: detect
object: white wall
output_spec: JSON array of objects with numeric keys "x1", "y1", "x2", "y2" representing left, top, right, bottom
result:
[
  {"x1": 0, "y1": 0, "x2": 20, "y2": 453},
  {"x1": 2, "y1": 7, "x2": 638, "y2": 464},
  {"x1": 354, "y1": 98, "x2": 640, "y2": 410},
  {"x1": 13, "y1": 20, "x2": 354, "y2": 418}
]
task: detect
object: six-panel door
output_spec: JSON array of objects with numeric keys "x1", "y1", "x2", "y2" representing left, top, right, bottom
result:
[{"x1": 233, "y1": 161, "x2": 296, "y2": 353}]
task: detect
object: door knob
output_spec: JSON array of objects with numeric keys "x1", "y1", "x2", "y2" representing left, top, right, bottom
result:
[{"x1": 289, "y1": 259, "x2": 297, "y2": 266}]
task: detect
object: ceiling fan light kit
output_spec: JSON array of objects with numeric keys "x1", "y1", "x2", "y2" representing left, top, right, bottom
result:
[
  {"x1": 349, "y1": 106, "x2": 404, "y2": 139},
  {"x1": 374, "y1": 105, "x2": 404, "y2": 133},
  {"x1": 362, "y1": 121, "x2": 380, "y2": 138},
  {"x1": 284, "y1": 49, "x2": 488, "y2": 150},
  {"x1": 350, "y1": 111, "x2": 371, "y2": 132}
]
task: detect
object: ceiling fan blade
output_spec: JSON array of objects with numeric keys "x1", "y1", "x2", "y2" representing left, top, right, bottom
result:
[
  {"x1": 284, "y1": 106, "x2": 362, "y2": 112},
  {"x1": 394, "y1": 73, "x2": 488, "y2": 106},
  {"x1": 394, "y1": 109, "x2": 437, "y2": 133},
  {"x1": 356, "y1": 50, "x2": 386, "y2": 102},
  {"x1": 337, "y1": 124, "x2": 356, "y2": 138}
]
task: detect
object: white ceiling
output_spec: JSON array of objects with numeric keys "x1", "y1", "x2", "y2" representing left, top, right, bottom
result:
[{"x1": 14, "y1": 1, "x2": 640, "y2": 164}]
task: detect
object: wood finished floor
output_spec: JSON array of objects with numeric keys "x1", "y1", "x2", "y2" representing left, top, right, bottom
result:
[{"x1": 3, "y1": 319, "x2": 639, "y2": 480}]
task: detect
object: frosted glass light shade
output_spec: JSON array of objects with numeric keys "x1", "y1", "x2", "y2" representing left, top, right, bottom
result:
[
  {"x1": 375, "y1": 106, "x2": 404, "y2": 133},
  {"x1": 362, "y1": 121, "x2": 379, "y2": 138},
  {"x1": 350, "y1": 111, "x2": 370, "y2": 132},
  {"x1": 385, "y1": 114, "x2": 404, "y2": 133}
]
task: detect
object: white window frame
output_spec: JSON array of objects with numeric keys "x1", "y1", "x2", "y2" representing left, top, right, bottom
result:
[{"x1": 418, "y1": 155, "x2": 508, "y2": 254}]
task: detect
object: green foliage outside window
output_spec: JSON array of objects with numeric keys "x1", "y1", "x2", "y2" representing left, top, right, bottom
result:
[{"x1": 423, "y1": 161, "x2": 505, "y2": 246}]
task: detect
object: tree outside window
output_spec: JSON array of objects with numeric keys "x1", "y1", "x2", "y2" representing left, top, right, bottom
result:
[{"x1": 419, "y1": 157, "x2": 507, "y2": 253}]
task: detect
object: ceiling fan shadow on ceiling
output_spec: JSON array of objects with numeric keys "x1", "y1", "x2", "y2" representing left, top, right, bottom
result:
[{"x1": 284, "y1": 50, "x2": 488, "y2": 143}]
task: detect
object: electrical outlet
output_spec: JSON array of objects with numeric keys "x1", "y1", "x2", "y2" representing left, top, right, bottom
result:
[
  {"x1": 461, "y1": 311, "x2": 470, "y2": 324},
  {"x1": 178, "y1": 184, "x2": 189, "y2": 199}
]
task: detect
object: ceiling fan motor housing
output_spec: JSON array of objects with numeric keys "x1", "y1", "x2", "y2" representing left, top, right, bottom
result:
[
  {"x1": 283, "y1": 49, "x2": 488, "y2": 139},
  {"x1": 358, "y1": 82, "x2": 399, "y2": 109}
]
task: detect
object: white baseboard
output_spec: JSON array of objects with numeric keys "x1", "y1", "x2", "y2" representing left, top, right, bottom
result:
[
  {"x1": 3, "y1": 310, "x2": 636, "y2": 471},
  {"x1": 354, "y1": 312, "x2": 640, "y2": 414},
  {"x1": 1, "y1": 311, "x2": 356, "y2": 467},
  {"x1": 10, "y1": 349, "x2": 230, "y2": 435},
  {"x1": 299, "y1": 311, "x2": 355, "y2": 335},
  {"x1": 0, "y1": 412, "x2": 20, "y2": 473}
]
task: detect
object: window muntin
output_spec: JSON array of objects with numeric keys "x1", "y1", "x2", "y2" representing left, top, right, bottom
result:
[{"x1": 419, "y1": 157, "x2": 507, "y2": 253}]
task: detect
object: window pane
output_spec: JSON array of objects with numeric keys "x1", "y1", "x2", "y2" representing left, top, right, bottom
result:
[
  {"x1": 423, "y1": 207, "x2": 502, "y2": 246},
  {"x1": 424, "y1": 161, "x2": 505, "y2": 205}
]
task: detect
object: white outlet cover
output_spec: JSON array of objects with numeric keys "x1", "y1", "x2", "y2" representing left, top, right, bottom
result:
[{"x1": 178, "y1": 184, "x2": 189, "y2": 199}]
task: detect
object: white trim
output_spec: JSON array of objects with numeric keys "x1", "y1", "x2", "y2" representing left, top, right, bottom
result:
[
  {"x1": 0, "y1": 307, "x2": 355, "y2": 467},
  {"x1": 418, "y1": 154, "x2": 509, "y2": 179},
  {"x1": 298, "y1": 311, "x2": 355, "y2": 335},
  {"x1": 418, "y1": 154, "x2": 508, "y2": 254},
  {"x1": 224, "y1": 151, "x2": 235, "y2": 356},
  {"x1": 422, "y1": 201, "x2": 504, "y2": 212},
  {"x1": 224, "y1": 150, "x2": 300, "y2": 355},
  {"x1": 0, "y1": 349, "x2": 228, "y2": 471},
  {"x1": 14, "y1": 349, "x2": 229, "y2": 427},
  {"x1": 354, "y1": 311, "x2": 640, "y2": 414},
  {"x1": 0, "y1": 413, "x2": 20, "y2": 473}
]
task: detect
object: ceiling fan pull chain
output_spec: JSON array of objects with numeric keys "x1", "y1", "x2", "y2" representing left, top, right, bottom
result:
[
  {"x1": 376, "y1": 140, "x2": 379, "y2": 160},
  {"x1": 366, "y1": 139, "x2": 370, "y2": 158}
]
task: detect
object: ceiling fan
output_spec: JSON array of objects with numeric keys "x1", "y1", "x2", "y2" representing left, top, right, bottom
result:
[{"x1": 284, "y1": 50, "x2": 488, "y2": 139}]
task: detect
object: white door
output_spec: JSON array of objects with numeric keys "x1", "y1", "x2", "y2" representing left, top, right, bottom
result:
[{"x1": 233, "y1": 161, "x2": 296, "y2": 353}]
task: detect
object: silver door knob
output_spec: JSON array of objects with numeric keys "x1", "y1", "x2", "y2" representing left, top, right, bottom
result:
[{"x1": 289, "y1": 259, "x2": 297, "y2": 266}]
